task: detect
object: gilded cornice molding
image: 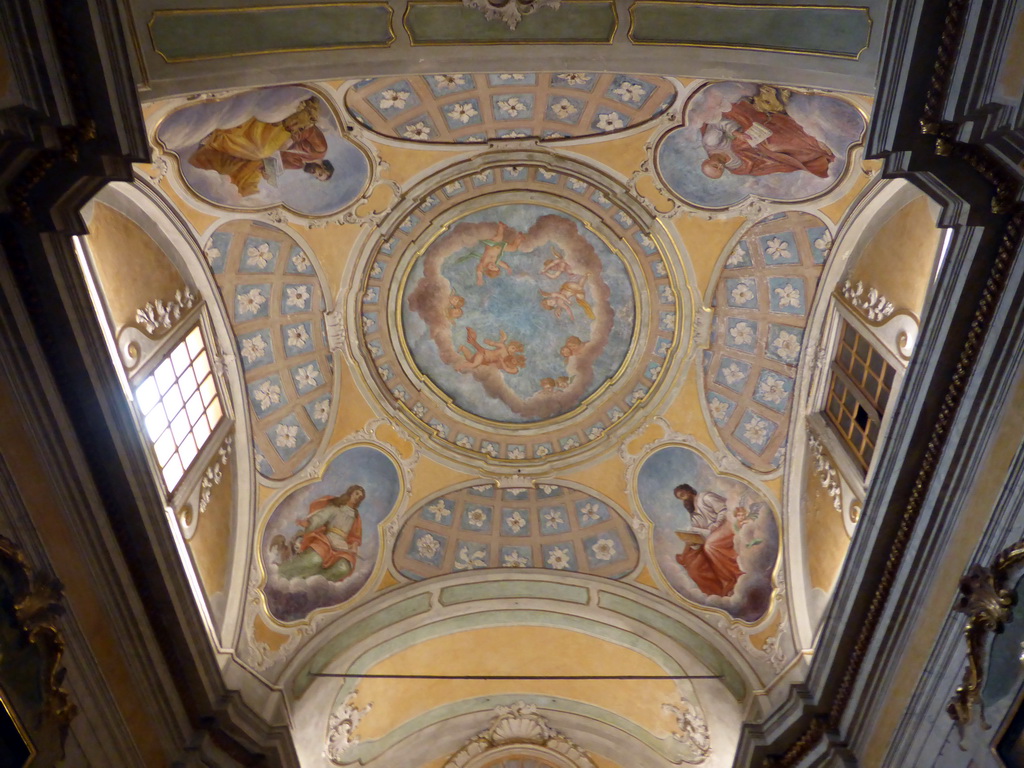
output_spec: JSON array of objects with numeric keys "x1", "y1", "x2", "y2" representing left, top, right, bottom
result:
[
  {"x1": 918, "y1": 0, "x2": 1022, "y2": 213},
  {"x1": 0, "y1": 533, "x2": 75, "y2": 760},
  {"x1": 946, "y1": 541, "x2": 1024, "y2": 740}
]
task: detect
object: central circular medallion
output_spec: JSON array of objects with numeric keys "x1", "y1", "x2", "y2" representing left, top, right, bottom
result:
[
  {"x1": 354, "y1": 158, "x2": 689, "y2": 470},
  {"x1": 400, "y1": 203, "x2": 636, "y2": 424}
]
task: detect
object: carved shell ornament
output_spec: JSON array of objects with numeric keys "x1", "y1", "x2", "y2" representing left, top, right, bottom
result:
[{"x1": 462, "y1": 0, "x2": 561, "y2": 29}]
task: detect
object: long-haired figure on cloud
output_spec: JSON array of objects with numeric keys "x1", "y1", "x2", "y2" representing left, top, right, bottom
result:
[{"x1": 278, "y1": 485, "x2": 365, "y2": 582}]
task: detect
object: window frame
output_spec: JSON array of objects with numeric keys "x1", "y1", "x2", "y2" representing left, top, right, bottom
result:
[
  {"x1": 125, "y1": 306, "x2": 233, "y2": 507},
  {"x1": 808, "y1": 302, "x2": 907, "y2": 493}
]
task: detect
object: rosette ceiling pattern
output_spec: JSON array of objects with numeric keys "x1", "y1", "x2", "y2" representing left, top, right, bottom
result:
[{"x1": 119, "y1": 59, "x2": 900, "y2": 768}]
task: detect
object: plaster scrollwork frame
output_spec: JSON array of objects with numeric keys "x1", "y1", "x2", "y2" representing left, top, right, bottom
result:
[
  {"x1": 461, "y1": 0, "x2": 561, "y2": 29},
  {"x1": 145, "y1": 83, "x2": 386, "y2": 229},
  {"x1": 443, "y1": 701, "x2": 596, "y2": 768},
  {"x1": 648, "y1": 81, "x2": 874, "y2": 220},
  {"x1": 325, "y1": 690, "x2": 373, "y2": 762},
  {"x1": 620, "y1": 417, "x2": 791, "y2": 669}
]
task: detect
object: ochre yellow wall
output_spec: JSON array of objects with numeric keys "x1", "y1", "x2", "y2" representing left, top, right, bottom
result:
[
  {"x1": 354, "y1": 626, "x2": 680, "y2": 740},
  {"x1": 804, "y1": 449, "x2": 852, "y2": 595},
  {"x1": 0, "y1": 370, "x2": 171, "y2": 765},
  {"x1": 85, "y1": 201, "x2": 189, "y2": 334},
  {"x1": 186, "y1": 453, "x2": 234, "y2": 600},
  {"x1": 846, "y1": 194, "x2": 942, "y2": 318}
]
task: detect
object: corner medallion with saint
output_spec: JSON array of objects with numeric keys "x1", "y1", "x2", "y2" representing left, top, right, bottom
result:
[
  {"x1": 260, "y1": 445, "x2": 400, "y2": 622},
  {"x1": 637, "y1": 444, "x2": 779, "y2": 622},
  {"x1": 156, "y1": 85, "x2": 371, "y2": 216},
  {"x1": 655, "y1": 82, "x2": 866, "y2": 210}
]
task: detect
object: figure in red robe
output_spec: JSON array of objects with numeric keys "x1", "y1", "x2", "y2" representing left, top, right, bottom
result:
[
  {"x1": 674, "y1": 484, "x2": 745, "y2": 598},
  {"x1": 699, "y1": 86, "x2": 835, "y2": 181},
  {"x1": 277, "y1": 485, "x2": 363, "y2": 582}
]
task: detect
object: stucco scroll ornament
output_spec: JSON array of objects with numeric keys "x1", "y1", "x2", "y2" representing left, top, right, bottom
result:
[
  {"x1": 445, "y1": 701, "x2": 596, "y2": 768},
  {"x1": 240, "y1": 567, "x2": 318, "y2": 672},
  {"x1": 807, "y1": 433, "x2": 843, "y2": 514},
  {"x1": 462, "y1": 0, "x2": 560, "y2": 29},
  {"x1": 325, "y1": 691, "x2": 372, "y2": 761},
  {"x1": 135, "y1": 287, "x2": 197, "y2": 335},
  {"x1": 840, "y1": 279, "x2": 894, "y2": 323},
  {"x1": 179, "y1": 435, "x2": 233, "y2": 539},
  {"x1": 947, "y1": 539, "x2": 1024, "y2": 744},
  {"x1": 663, "y1": 697, "x2": 712, "y2": 760}
]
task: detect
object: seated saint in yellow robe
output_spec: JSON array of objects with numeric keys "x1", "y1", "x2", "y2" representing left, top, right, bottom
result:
[{"x1": 188, "y1": 99, "x2": 331, "y2": 197}]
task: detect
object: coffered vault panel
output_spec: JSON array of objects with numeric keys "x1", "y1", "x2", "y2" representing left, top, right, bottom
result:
[
  {"x1": 205, "y1": 218, "x2": 334, "y2": 480},
  {"x1": 345, "y1": 73, "x2": 675, "y2": 144},
  {"x1": 395, "y1": 482, "x2": 640, "y2": 578},
  {"x1": 123, "y1": 67, "x2": 885, "y2": 767}
]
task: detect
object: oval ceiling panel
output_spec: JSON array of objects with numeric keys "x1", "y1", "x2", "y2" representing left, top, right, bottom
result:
[
  {"x1": 345, "y1": 73, "x2": 674, "y2": 144},
  {"x1": 703, "y1": 211, "x2": 831, "y2": 472},
  {"x1": 205, "y1": 219, "x2": 333, "y2": 479},
  {"x1": 394, "y1": 483, "x2": 640, "y2": 580}
]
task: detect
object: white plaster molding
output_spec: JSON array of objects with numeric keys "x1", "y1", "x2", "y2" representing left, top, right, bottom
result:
[
  {"x1": 179, "y1": 435, "x2": 233, "y2": 540},
  {"x1": 444, "y1": 701, "x2": 596, "y2": 768},
  {"x1": 135, "y1": 287, "x2": 196, "y2": 334},
  {"x1": 662, "y1": 697, "x2": 712, "y2": 761},
  {"x1": 461, "y1": 0, "x2": 561, "y2": 29},
  {"x1": 693, "y1": 305, "x2": 714, "y2": 349},
  {"x1": 325, "y1": 691, "x2": 373, "y2": 762},
  {"x1": 807, "y1": 432, "x2": 843, "y2": 514},
  {"x1": 840, "y1": 279, "x2": 895, "y2": 322}
]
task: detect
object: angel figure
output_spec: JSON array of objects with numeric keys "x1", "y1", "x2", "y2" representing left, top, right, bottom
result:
[{"x1": 456, "y1": 327, "x2": 525, "y2": 375}]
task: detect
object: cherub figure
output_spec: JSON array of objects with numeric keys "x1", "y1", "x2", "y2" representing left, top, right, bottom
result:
[
  {"x1": 539, "y1": 245, "x2": 583, "y2": 282},
  {"x1": 473, "y1": 221, "x2": 523, "y2": 285},
  {"x1": 446, "y1": 293, "x2": 465, "y2": 321},
  {"x1": 560, "y1": 335, "x2": 585, "y2": 358},
  {"x1": 540, "y1": 273, "x2": 594, "y2": 321},
  {"x1": 457, "y1": 327, "x2": 525, "y2": 375}
]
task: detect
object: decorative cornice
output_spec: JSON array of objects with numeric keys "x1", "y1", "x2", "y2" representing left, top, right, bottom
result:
[
  {"x1": 918, "y1": 0, "x2": 1022, "y2": 213},
  {"x1": 765, "y1": 200, "x2": 1024, "y2": 765},
  {"x1": 946, "y1": 540, "x2": 1024, "y2": 740}
]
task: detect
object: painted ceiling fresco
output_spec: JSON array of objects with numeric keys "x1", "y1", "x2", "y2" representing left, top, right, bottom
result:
[
  {"x1": 115, "y1": 71, "x2": 902, "y2": 767},
  {"x1": 394, "y1": 482, "x2": 640, "y2": 579},
  {"x1": 345, "y1": 73, "x2": 675, "y2": 143},
  {"x1": 703, "y1": 211, "x2": 830, "y2": 472},
  {"x1": 205, "y1": 218, "x2": 334, "y2": 479}
]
